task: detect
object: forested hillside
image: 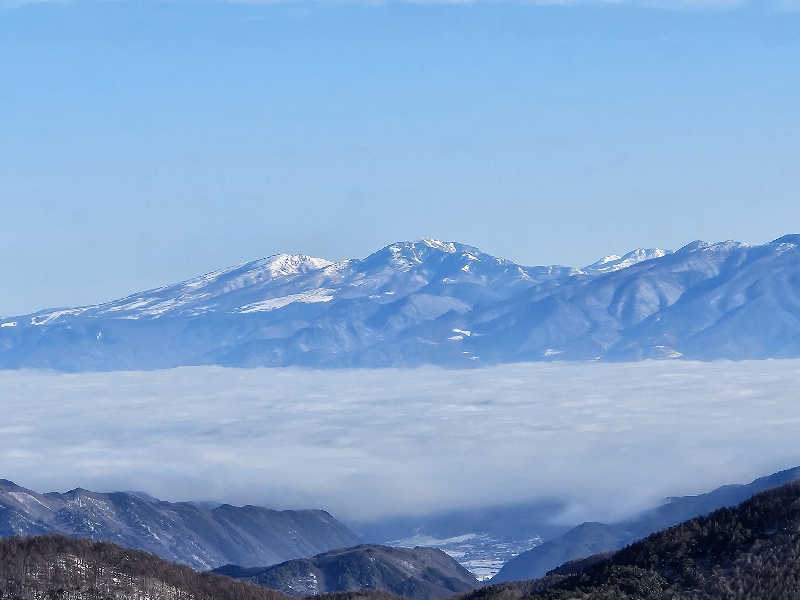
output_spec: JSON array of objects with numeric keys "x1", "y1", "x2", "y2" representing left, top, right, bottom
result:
[
  {"x1": 493, "y1": 465, "x2": 800, "y2": 581},
  {"x1": 462, "y1": 480, "x2": 800, "y2": 600},
  {"x1": 0, "y1": 535, "x2": 291, "y2": 600},
  {"x1": 215, "y1": 544, "x2": 478, "y2": 600}
]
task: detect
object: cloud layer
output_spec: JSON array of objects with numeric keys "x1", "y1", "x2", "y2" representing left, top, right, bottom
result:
[{"x1": 3, "y1": 361, "x2": 800, "y2": 523}]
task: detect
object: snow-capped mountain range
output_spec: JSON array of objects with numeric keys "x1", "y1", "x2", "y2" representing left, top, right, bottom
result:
[{"x1": 2, "y1": 235, "x2": 799, "y2": 370}]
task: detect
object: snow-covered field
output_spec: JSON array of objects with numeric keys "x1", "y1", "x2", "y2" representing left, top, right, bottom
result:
[
  {"x1": 390, "y1": 533, "x2": 542, "y2": 580},
  {"x1": 2, "y1": 361, "x2": 800, "y2": 523}
]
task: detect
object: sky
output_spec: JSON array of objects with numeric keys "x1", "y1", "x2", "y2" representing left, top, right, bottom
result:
[
  {"x1": 2, "y1": 0, "x2": 800, "y2": 315},
  {"x1": 3, "y1": 360, "x2": 800, "y2": 522}
]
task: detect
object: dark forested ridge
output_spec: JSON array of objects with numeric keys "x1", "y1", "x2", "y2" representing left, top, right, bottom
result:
[
  {"x1": 8, "y1": 479, "x2": 800, "y2": 600},
  {"x1": 0, "y1": 535, "x2": 291, "y2": 600},
  {"x1": 214, "y1": 544, "x2": 478, "y2": 600},
  {"x1": 492, "y1": 465, "x2": 800, "y2": 582},
  {"x1": 461, "y1": 480, "x2": 800, "y2": 600},
  {"x1": 309, "y1": 591, "x2": 405, "y2": 600}
]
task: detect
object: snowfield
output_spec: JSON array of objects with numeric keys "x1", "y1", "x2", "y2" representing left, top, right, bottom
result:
[{"x1": 2, "y1": 360, "x2": 800, "y2": 522}]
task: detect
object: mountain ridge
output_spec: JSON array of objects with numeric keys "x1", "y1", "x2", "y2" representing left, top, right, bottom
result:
[
  {"x1": 460, "y1": 479, "x2": 800, "y2": 600},
  {"x1": 213, "y1": 544, "x2": 479, "y2": 600},
  {"x1": 0, "y1": 479, "x2": 361, "y2": 571},
  {"x1": 2, "y1": 235, "x2": 798, "y2": 370},
  {"x1": 492, "y1": 465, "x2": 800, "y2": 582}
]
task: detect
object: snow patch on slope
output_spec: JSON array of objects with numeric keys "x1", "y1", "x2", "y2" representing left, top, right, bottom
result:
[
  {"x1": 30, "y1": 309, "x2": 88, "y2": 326},
  {"x1": 421, "y1": 238, "x2": 458, "y2": 253},
  {"x1": 238, "y1": 289, "x2": 336, "y2": 313}
]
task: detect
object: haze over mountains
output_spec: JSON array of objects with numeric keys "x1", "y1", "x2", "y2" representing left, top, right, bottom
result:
[
  {"x1": 0, "y1": 479, "x2": 360, "y2": 570},
  {"x1": 4, "y1": 465, "x2": 800, "y2": 600},
  {"x1": 2, "y1": 235, "x2": 799, "y2": 370},
  {"x1": 492, "y1": 466, "x2": 800, "y2": 582},
  {"x1": 466, "y1": 479, "x2": 800, "y2": 600}
]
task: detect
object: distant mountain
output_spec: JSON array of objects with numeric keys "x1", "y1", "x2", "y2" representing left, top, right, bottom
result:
[
  {"x1": 430, "y1": 235, "x2": 800, "y2": 364},
  {"x1": 352, "y1": 499, "x2": 568, "y2": 581},
  {"x1": 492, "y1": 465, "x2": 800, "y2": 582},
  {"x1": 461, "y1": 479, "x2": 800, "y2": 600},
  {"x1": 214, "y1": 544, "x2": 478, "y2": 600},
  {"x1": 0, "y1": 239, "x2": 574, "y2": 370},
  {"x1": 581, "y1": 248, "x2": 670, "y2": 274},
  {"x1": 2, "y1": 235, "x2": 800, "y2": 370},
  {"x1": 0, "y1": 534, "x2": 290, "y2": 600},
  {"x1": 353, "y1": 498, "x2": 568, "y2": 545},
  {"x1": 0, "y1": 479, "x2": 360, "y2": 570}
]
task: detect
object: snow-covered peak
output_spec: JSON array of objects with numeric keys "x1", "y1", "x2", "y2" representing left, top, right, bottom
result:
[
  {"x1": 770, "y1": 234, "x2": 800, "y2": 255},
  {"x1": 41, "y1": 253, "x2": 342, "y2": 322},
  {"x1": 261, "y1": 254, "x2": 334, "y2": 278},
  {"x1": 583, "y1": 248, "x2": 671, "y2": 274},
  {"x1": 420, "y1": 238, "x2": 458, "y2": 253},
  {"x1": 176, "y1": 253, "x2": 334, "y2": 295},
  {"x1": 593, "y1": 254, "x2": 622, "y2": 266},
  {"x1": 188, "y1": 253, "x2": 333, "y2": 286},
  {"x1": 675, "y1": 240, "x2": 709, "y2": 254},
  {"x1": 771, "y1": 234, "x2": 800, "y2": 246},
  {"x1": 367, "y1": 240, "x2": 483, "y2": 272},
  {"x1": 675, "y1": 240, "x2": 751, "y2": 255}
]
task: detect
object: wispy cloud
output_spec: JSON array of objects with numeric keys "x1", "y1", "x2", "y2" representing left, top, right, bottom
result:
[{"x1": 2, "y1": 361, "x2": 800, "y2": 523}]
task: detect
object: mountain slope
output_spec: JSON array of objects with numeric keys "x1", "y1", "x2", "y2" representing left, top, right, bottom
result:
[
  {"x1": 0, "y1": 239, "x2": 574, "y2": 370},
  {"x1": 214, "y1": 544, "x2": 479, "y2": 600},
  {"x1": 2, "y1": 235, "x2": 800, "y2": 370},
  {"x1": 427, "y1": 235, "x2": 800, "y2": 363},
  {"x1": 461, "y1": 479, "x2": 800, "y2": 600},
  {"x1": 492, "y1": 466, "x2": 800, "y2": 582},
  {"x1": 0, "y1": 534, "x2": 291, "y2": 600},
  {"x1": 0, "y1": 479, "x2": 361, "y2": 570}
]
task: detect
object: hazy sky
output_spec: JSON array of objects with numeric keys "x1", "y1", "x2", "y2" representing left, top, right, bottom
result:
[
  {"x1": 3, "y1": 361, "x2": 800, "y2": 523},
  {"x1": 2, "y1": 1, "x2": 799, "y2": 315}
]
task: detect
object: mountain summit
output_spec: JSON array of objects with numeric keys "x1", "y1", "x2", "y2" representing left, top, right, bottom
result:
[
  {"x1": 581, "y1": 248, "x2": 670, "y2": 274},
  {"x1": 2, "y1": 236, "x2": 799, "y2": 370}
]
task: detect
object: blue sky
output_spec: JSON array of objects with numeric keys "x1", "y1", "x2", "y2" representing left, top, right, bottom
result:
[{"x1": 2, "y1": 0, "x2": 799, "y2": 315}]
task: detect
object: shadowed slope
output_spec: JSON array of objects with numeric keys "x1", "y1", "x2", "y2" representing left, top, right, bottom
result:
[
  {"x1": 463, "y1": 480, "x2": 800, "y2": 600},
  {"x1": 215, "y1": 544, "x2": 479, "y2": 600},
  {"x1": 0, "y1": 479, "x2": 361, "y2": 570}
]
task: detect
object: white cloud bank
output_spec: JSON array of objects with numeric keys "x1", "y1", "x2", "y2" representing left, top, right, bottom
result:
[{"x1": 2, "y1": 360, "x2": 800, "y2": 523}]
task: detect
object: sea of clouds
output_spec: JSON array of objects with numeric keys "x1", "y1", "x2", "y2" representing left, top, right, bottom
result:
[{"x1": 3, "y1": 360, "x2": 800, "y2": 524}]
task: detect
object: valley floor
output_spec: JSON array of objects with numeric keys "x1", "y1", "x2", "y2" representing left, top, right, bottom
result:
[{"x1": 389, "y1": 533, "x2": 542, "y2": 580}]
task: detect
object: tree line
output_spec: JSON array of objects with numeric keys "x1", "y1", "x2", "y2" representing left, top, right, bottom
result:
[
  {"x1": 460, "y1": 480, "x2": 800, "y2": 600},
  {"x1": 0, "y1": 535, "x2": 291, "y2": 600}
]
